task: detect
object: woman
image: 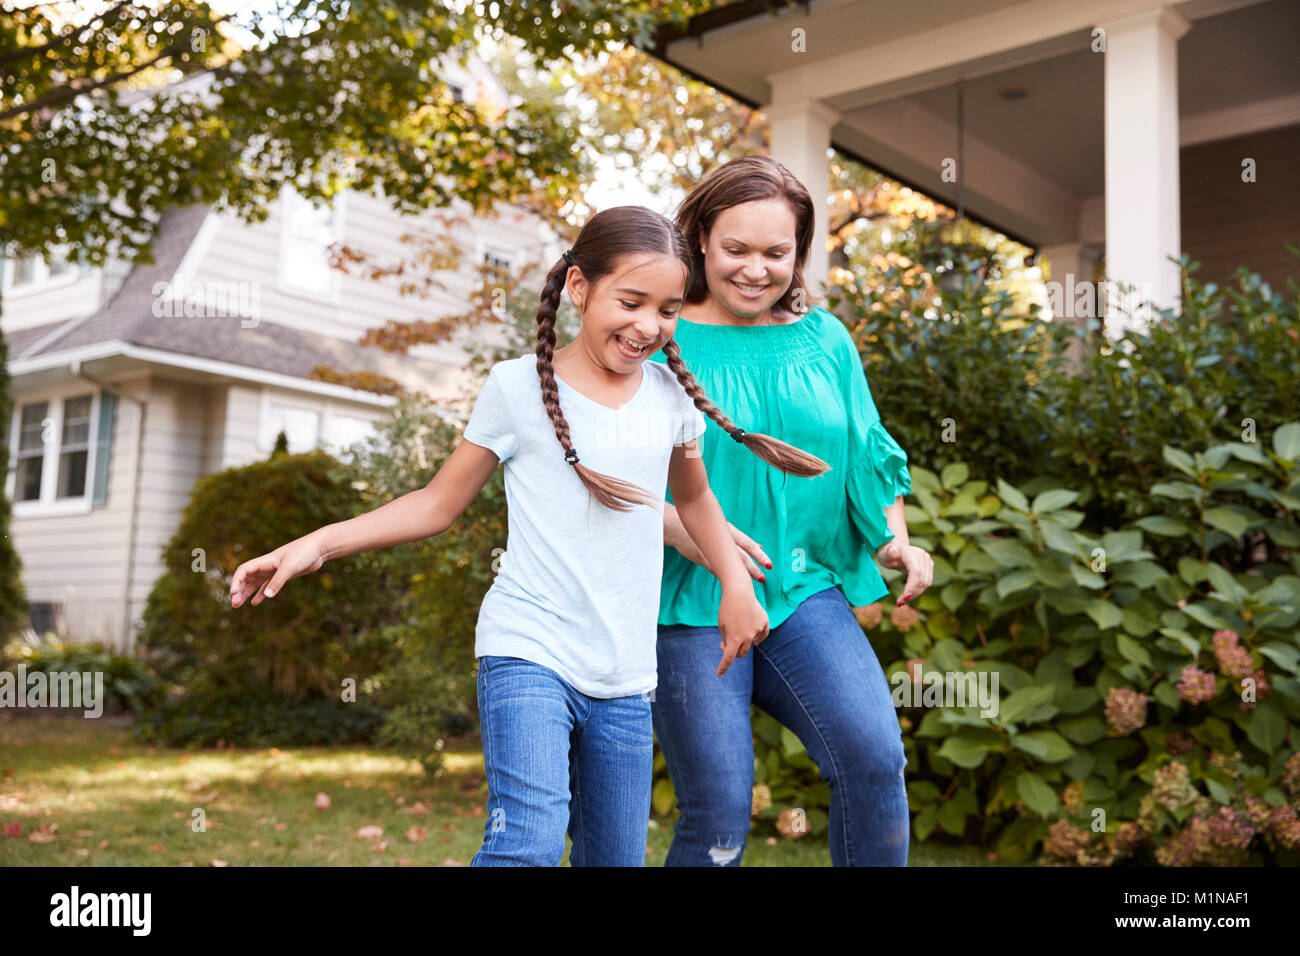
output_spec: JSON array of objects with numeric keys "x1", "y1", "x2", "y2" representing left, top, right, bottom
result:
[{"x1": 647, "y1": 155, "x2": 935, "y2": 866}]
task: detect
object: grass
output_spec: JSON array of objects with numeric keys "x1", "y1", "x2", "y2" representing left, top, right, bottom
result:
[{"x1": 0, "y1": 713, "x2": 1015, "y2": 867}]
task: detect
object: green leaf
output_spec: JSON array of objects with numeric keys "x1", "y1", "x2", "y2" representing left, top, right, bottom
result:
[
  {"x1": 1181, "y1": 602, "x2": 1235, "y2": 631},
  {"x1": 981, "y1": 538, "x2": 1036, "y2": 568},
  {"x1": 1246, "y1": 701, "x2": 1285, "y2": 754},
  {"x1": 940, "y1": 580, "x2": 969, "y2": 611},
  {"x1": 1134, "y1": 516, "x2": 1191, "y2": 537},
  {"x1": 940, "y1": 462, "x2": 970, "y2": 490},
  {"x1": 937, "y1": 798, "x2": 969, "y2": 836},
  {"x1": 1115, "y1": 633, "x2": 1152, "y2": 668},
  {"x1": 1151, "y1": 481, "x2": 1203, "y2": 502},
  {"x1": 996, "y1": 478, "x2": 1030, "y2": 512},
  {"x1": 997, "y1": 568, "x2": 1038, "y2": 599},
  {"x1": 1039, "y1": 520, "x2": 1082, "y2": 557},
  {"x1": 1259, "y1": 642, "x2": 1300, "y2": 675},
  {"x1": 999, "y1": 685, "x2": 1057, "y2": 724},
  {"x1": 936, "y1": 736, "x2": 991, "y2": 769},
  {"x1": 1009, "y1": 730, "x2": 1075, "y2": 763},
  {"x1": 1015, "y1": 771, "x2": 1059, "y2": 817},
  {"x1": 1202, "y1": 507, "x2": 1251, "y2": 539},
  {"x1": 1204, "y1": 563, "x2": 1247, "y2": 606},
  {"x1": 1162, "y1": 445, "x2": 1197, "y2": 477},
  {"x1": 1085, "y1": 598, "x2": 1123, "y2": 630},
  {"x1": 1273, "y1": 423, "x2": 1300, "y2": 462},
  {"x1": 1031, "y1": 489, "x2": 1078, "y2": 513}
]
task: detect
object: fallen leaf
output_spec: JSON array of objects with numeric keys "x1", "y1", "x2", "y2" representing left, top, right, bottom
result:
[
  {"x1": 3, "y1": 822, "x2": 21, "y2": 838},
  {"x1": 274, "y1": 822, "x2": 287, "y2": 831},
  {"x1": 441, "y1": 858, "x2": 464, "y2": 867},
  {"x1": 315, "y1": 792, "x2": 331, "y2": 811},
  {"x1": 29, "y1": 823, "x2": 58, "y2": 843},
  {"x1": 369, "y1": 841, "x2": 388, "y2": 853},
  {"x1": 211, "y1": 859, "x2": 229, "y2": 867},
  {"x1": 405, "y1": 825, "x2": 427, "y2": 843},
  {"x1": 356, "y1": 825, "x2": 383, "y2": 840}
]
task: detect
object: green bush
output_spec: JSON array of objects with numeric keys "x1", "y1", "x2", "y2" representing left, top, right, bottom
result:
[
  {"x1": 726, "y1": 423, "x2": 1299, "y2": 865},
  {"x1": 132, "y1": 686, "x2": 385, "y2": 748},
  {"x1": 2, "y1": 633, "x2": 167, "y2": 715},
  {"x1": 135, "y1": 446, "x2": 403, "y2": 744}
]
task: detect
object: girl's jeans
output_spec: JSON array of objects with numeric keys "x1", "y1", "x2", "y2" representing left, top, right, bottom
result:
[
  {"x1": 652, "y1": 584, "x2": 909, "y2": 866},
  {"x1": 471, "y1": 655, "x2": 653, "y2": 866}
]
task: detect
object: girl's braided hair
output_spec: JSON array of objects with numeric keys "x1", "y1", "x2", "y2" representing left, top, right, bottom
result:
[{"x1": 535, "y1": 204, "x2": 829, "y2": 513}]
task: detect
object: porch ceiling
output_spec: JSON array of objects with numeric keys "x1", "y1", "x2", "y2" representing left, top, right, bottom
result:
[{"x1": 649, "y1": 0, "x2": 1299, "y2": 246}]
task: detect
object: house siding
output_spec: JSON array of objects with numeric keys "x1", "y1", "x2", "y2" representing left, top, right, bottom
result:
[{"x1": 1181, "y1": 123, "x2": 1300, "y2": 291}]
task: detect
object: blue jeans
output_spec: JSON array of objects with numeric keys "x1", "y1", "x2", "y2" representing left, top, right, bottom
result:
[
  {"x1": 471, "y1": 655, "x2": 654, "y2": 866},
  {"x1": 652, "y1": 584, "x2": 909, "y2": 866}
]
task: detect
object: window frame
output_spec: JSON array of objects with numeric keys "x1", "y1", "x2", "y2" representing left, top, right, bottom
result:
[
  {"x1": 6, "y1": 385, "x2": 101, "y2": 518},
  {"x1": 276, "y1": 185, "x2": 348, "y2": 305}
]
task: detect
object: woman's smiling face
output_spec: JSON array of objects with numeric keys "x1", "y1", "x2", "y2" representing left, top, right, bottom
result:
[{"x1": 699, "y1": 198, "x2": 798, "y2": 320}]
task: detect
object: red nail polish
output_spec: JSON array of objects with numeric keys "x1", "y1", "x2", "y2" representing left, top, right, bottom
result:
[
  {"x1": 759, "y1": 574, "x2": 766, "y2": 582},
  {"x1": 765, "y1": 562, "x2": 773, "y2": 569}
]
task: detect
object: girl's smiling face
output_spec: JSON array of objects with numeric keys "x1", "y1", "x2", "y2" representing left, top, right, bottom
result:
[
  {"x1": 699, "y1": 198, "x2": 798, "y2": 320},
  {"x1": 566, "y1": 252, "x2": 688, "y2": 375}
]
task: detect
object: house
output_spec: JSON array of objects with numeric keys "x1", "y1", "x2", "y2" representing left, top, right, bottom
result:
[
  {"x1": 640, "y1": 0, "x2": 1299, "y2": 333},
  {"x1": 2, "y1": 55, "x2": 562, "y2": 652}
]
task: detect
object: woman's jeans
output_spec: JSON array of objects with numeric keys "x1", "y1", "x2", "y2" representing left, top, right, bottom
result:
[
  {"x1": 471, "y1": 655, "x2": 653, "y2": 866},
  {"x1": 653, "y1": 584, "x2": 909, "y2": 866}
]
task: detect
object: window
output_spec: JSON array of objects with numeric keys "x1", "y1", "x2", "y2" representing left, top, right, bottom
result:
[
  {"x1": 279, "y1": 186, "x2": 345, "y2": 299},
  {"x1": 259, "y1": 398, "x2": 320, "y2": 453},
  {"x1": 321, "y1": 413, "x2": 376, "y2": 453},
  {"x1": 3, "y1": 245, "x2": 86, "y2": 294},
  {"x1": 15, "y1": 401, "x2": 48, "y2": 503},
  {"x1": 56, "y1": 395, "x2": 92, "y2": 498},
  {"x1": 7, "y1": 391, "x2": 98, "y2": 515},
  {"x1": 483, "y1": 250, "x2": 512, "y2": 285}
]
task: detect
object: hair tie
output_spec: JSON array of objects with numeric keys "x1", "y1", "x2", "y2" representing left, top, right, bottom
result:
[
  {"x1": 729, "y1": 427, "x2": 746, "y2": 443},
  {"x1": 561, "y1": 250, "x2": 574, "y2": 267},
  {"x1": 564, "y1": 449, "x2": 580, "y2": 465}
]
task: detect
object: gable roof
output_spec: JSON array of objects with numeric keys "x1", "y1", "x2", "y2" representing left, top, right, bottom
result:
[{"x1": 8, "y1": 204, "x2": 459, "y2": 396}]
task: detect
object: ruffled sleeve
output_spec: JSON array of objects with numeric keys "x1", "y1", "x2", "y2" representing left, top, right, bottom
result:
[{"x1": 842, "y1": 343, "x2": 911, "y2": 553}]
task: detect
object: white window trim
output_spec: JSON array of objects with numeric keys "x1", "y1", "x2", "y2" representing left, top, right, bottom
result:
[
  {"x1": 2, "y1": 246, "x2": 87, "y2": 300},
  {"x1": 320, "y1": 406, "x2": 379, "y2": 453},
  {"x1": 6, "y1": 383, "x2": 101, "y2": 519},
  {"x1": 276, "y1": 185, "x2": 348, "y2": 306},
  {"x1": 257, "y1": 389, "x2": 326, "y2": 454}
]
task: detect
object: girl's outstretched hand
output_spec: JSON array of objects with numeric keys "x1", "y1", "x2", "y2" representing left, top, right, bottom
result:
[
  {"x1": 229, "y1": 537, "x2": 326, "y2": 608},
  {"x1": 716, "y1": 587, "x2": 769, "y2": 677}
]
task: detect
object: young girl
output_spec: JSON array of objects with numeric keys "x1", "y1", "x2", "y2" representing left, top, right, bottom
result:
[{"x1": 228, "y1": 204, "x2": 828, "y2": 866}]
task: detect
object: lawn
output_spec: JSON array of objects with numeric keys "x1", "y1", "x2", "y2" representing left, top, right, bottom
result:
[{"x1": 0, "y1": 714, "x2": 1012, "y2": 867}]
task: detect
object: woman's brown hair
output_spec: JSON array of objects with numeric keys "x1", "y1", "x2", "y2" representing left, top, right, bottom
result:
[
  {"x1": 535, "y1": 205, "x2": 829, "y2": 513},
  {"x1": 675, "y1": 155, "x2": 820, "y2": 315}
]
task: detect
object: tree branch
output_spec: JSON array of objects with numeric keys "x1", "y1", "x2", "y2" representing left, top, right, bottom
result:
[{"x1": 0, "y1": 0, "x2": 136, "y2": 68}]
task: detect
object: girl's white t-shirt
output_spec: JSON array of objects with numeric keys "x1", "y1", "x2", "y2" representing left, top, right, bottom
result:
[{"x1": 462, "y1": 354, "x2": 708, "y2": 699}]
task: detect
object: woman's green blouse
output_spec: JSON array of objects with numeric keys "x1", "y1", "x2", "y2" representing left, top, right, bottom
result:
[{"x1": 647, "y1": 305, "x2": 912, "y2": 629}]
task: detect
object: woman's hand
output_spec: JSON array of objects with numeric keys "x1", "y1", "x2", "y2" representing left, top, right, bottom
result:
[
  {"x1": 876, "y1": 540, "x2": 934, "y2": 606},
  {"x1": 664, "y1": 502, "x2": 771, "y2": 583},
  {"x1": 230, "y1": 535, "x2": 327, "y2": 608},
  {"x1": 716, "y1": 586, "x2": 770, "y2": 677}
]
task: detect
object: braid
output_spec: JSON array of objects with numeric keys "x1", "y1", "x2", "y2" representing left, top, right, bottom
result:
[
  {"x1": 661, "y1": 338, "x2": 829, "y2": 477},
  {"x1": 535, "y1": 256, "x2": 663, "y2": 513}
]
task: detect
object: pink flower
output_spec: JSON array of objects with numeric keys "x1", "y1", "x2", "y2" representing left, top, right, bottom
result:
[{"x1": 1177, "y1": 666, "x2": 1218, "y2": 704}]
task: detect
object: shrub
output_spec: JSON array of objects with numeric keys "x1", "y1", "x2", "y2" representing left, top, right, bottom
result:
[
  {"x1": 135, "y1": 446, "x2": 403, "y2": 744},
  {"x1": 730, "y1": 422, "x2": 1299, "y2": 865},
  {"x1": 2, "y1": 633, "x2": 167, "y2": 715}
]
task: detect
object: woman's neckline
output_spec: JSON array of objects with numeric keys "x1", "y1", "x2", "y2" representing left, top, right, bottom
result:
[
  {"x1": 677, "y1": 307, "x2": 810, "y2": 328},
  {"x1": 553, "y1": 365, "x2": 649, "y2": 412}
]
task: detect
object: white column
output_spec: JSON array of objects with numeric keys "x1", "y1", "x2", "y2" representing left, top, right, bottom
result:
[
  {"x1": 1101, "y1": 6, "x2": 1190, "y2": 335},
  {"x1": 765, "y1": 100, "x2": 839, "y2": 298}
]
